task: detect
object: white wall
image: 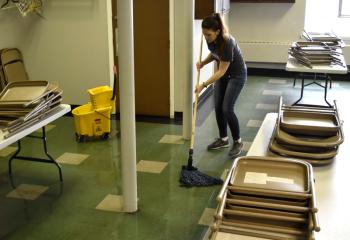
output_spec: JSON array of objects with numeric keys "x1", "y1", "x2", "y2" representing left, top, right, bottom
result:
[
  {"x1": 230, "y1": 1, "x2": 305, "y2": 43},
  {"x1": 193, "y1": 20, "x2": 214, "y2": 98},
  {"x1": 229, "y1": 0, "x2": 306, "y2": 63},
  {"x1": 229, "y1": 0, "x2": 350, "y2": 65},
  {"x1": 174, "y1": 0, "x2": 187, "y2": 112},
  {"x1": 0, "y1": 0, "x2": 114, "y2": 105}
]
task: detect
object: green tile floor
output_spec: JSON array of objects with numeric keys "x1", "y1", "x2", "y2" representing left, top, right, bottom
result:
[{"x1": 0, "y1": 75, "x2": 349, "y2": 240}]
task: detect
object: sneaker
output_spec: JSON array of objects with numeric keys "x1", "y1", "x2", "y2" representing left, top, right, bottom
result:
[
  {"x1": 207, "y1": 138, "x2": 230, "y2": 150},
  {"x1": 228, "y1": 141, "x2": 243, "y2": 158}
]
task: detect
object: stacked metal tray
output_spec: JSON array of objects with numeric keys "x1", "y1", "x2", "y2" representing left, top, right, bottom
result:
[
  {"x1": 269, "y1": 97, "x2": 343, "y2": 166},
  {"x1": 289, "y1": 42, "x2": 343, "y2": 68},
  {"x1": 0, "y1": 81, "x2": 63, "y2": 138},
  {"x1": 210, "y1": 156, "x2": 320, "y2": 240}
]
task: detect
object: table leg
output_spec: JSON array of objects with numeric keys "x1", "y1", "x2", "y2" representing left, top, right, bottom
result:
[
  {"x1": 293, "y1": 73, "x2": 305, "y2": 105},
  {"x1": 8, "y1": 126, "x2": 63, "y2": 181},
  {"x1": 324, "y1": 75, "x2": 332, "y2": 107}
]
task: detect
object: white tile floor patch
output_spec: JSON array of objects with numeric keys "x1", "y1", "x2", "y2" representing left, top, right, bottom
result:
[
  {"x1": 96, "y1": 194, "x2": 124, "y2": 212},
  {"x1": 220, "y1": 169, "x2": 229, "y2": 181},
  {"x1": 0, "y1": 146, "x2": 17, "y2": 157},
  {"x1": 56, "y1": 152, "x2": 89, "y2": 165},
  {"x1": 331, "y1": 82, "x2": 340, "y2": 88},
  {"x1": 6, "y1": 184, "x2": 49, "y2": 200},
  {"x1": 256, "y1": 103, "x2": 278, "y2": 110},
  {"x1": 137, "y1": 160, "x2": 168, "y2": 174},
  {"x1": 158, "y1": 134, "x2": 185, "y2": 144},
  {"x1": 268, "y1": 79, "x2": 287, "y2": 84},
  {"x1": 247, "y1": 120, "x2": 262, "y2": 128},
  {"x1": 263, "y1": 90, "x2": 282, "y2": 96},
  {"x1": 215, "y1": 232, "x2": 262, "y2": 240},
  {"x1": 198, "y1": 208, "x2": 216, "y2": 226},
  {"x1": 242, "y1": 141, "x2": 252, "y2": 151}
]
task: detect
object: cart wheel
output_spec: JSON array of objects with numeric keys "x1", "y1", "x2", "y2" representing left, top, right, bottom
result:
[
  {"x1": 102, "y1": 133, "x2": 109, "y2": 140},
  {"x1": 75, "y1": 133, "x2": 83, "y2": 142},
  {"x1": 77, "y1": 135, "x2": 86, "y2": 142}
]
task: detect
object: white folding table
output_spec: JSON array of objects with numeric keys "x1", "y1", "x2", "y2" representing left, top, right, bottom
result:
[
  {"x1": 0, "y1": 104, "x2": 71, "y2": 181},
  {"x1": 285, "y1": 52, "x2": 347, "y2": 107}
]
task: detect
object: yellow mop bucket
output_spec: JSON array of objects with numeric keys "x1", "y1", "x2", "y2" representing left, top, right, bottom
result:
[{"x1": 72, "y1": 103, "x2": 112, "y2": 142}]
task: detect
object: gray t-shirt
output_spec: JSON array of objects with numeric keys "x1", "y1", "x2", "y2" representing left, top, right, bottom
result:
[{"x1": 207, "y1": 35, "x2": 247, "y2": 79}]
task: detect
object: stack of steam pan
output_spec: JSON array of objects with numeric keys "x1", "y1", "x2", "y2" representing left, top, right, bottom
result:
[
  {"x1": 269, "y1": 97, "x2": 343, "y2": 166},
  {"x1": 0, "y1": 81, "x2": 63, "y2": 138},
  {"x1": 289, "y1": 42, "x2": 343, "y2": 68},
  {"x1": 210, "y1": 156, "x2": 320, "y2": 240}
]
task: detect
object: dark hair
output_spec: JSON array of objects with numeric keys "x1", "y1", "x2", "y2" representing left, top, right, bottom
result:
[
  {"x1": 202, "y1": 13, "x2": 228, "y2": 57},
  {"x1": 201, "y1": 13, "x2": 228, "y2": 41}
]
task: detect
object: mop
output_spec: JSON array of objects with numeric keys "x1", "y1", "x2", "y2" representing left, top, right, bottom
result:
[{"x1": 179, "y1": 35, "x2": 223, "y2": 188}]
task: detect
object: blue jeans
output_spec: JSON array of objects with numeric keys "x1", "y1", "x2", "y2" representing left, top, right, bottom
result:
[{"x1": 214, "y1": 75, "x2": 246, "y2": 140}]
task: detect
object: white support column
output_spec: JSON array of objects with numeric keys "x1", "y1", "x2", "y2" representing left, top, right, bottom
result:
[
  {"x1": 182, "y1": 0, "x2": 194, "y2": 140},
  {"x1": 169, "y1": 0, "x2": 175, "y2": 119},
  {"x1": 117, "y1": 0, "x2": 137, "y2": 212}
]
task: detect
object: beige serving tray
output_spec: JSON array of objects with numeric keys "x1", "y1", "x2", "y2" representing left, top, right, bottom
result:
[
  {"x1": 219, "y1": 217, "x2": 309, "y2": 235},
  {"x1": 269, "y1": 138, "x2": 338, "y2": 160},
  {"x1": 226, "y1": 191, "x2": 309, "y2": 207},
  {"x1": 224, "y1": 205, "x2": 307, "y2": 223},
  {"x1": 229, "y1": 157, "x2": 310, "y2": 195},
  {"x1": 276, "y1": 97, "x2": 343, "y2": 146},
  {"x1": 225, "y1": 194, "x2": 310, "y2": 213},
  {"x1": 280, "y1": 111, "x2": 339, "y2": 137},
  {"x1": 0, "y1": 81, "x2": 49, "y2": 103},
  {"x1": 275, "y1": 124, "x2": 343, "y2": 148},
  {"x1": 3, "y1": 105, "x2": 61, "y2": 138},
  {"x1": 211, "y1": 221, "x2": 313, "y2": 240}
]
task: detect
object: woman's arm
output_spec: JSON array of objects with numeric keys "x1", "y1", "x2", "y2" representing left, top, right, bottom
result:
[
  {"x1": 201, "y1": 53, "x2": 214, "y2": 65},
  {"x1": 197, "y1": 53, "x2": 214, "y2": 70},
  {"x1": 195, "y1": 61, "x2": 230, "y2": 93}
]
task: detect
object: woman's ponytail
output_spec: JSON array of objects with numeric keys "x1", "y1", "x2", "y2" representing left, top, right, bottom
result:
[
  {"x1": 202, "y1": 13, "x2": 229, "y2": 58},
  {"x1": 202, "y1": 13, "x2": 228, "y2": 40}
]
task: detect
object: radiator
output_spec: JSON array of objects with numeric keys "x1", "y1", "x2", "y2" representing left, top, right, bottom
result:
[{"x1": 238, "y1": 41, "x2": 293, "y2": 63}]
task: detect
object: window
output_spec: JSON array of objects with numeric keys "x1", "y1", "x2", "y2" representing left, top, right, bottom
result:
[
  {"x1": 305, "y1": 0, "x2": 350, "y2": 38},
  {"x1": 339, "y1": 0, "x2": 350, "y2": 17}
]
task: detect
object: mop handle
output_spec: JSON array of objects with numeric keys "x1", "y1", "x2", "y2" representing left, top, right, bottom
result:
[
  {"x1": 111, "y1": 65, "x2": 118, "y2": 101},
  {"x1": 190, "y1": 34, "x2": 204, "y2": 150}
]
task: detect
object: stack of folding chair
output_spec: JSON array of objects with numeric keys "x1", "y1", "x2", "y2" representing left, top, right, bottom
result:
[
  {"x1": 210, "y1": 156, "x2": 320, "y2": 240},
  {"x1": 269, "y1": 97, "x2": 343, "y2": 166},
  {"x1": 289, "y1": 42, "x2": 343, "y2": 68},
  {"x1": 0, "y1": 80, "x2": 63, "y2": 138},
  {"x1": 302, "y1": 31, "x2": 344, "y2": 48},
  {"x1": 0, "y1": 48, "x2": 29, "y2": 91}
]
